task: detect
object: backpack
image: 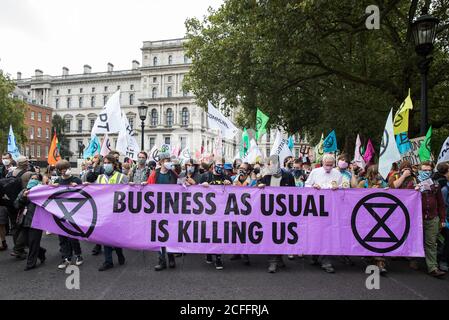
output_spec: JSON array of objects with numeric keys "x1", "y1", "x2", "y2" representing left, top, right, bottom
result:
[{"x1": 0, "y1": 170, "x2": 27, "y2": 207}]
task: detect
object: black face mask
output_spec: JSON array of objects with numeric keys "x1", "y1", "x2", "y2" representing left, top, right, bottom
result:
[
  {"x1": 293, "y1": 169, "x2": 303, "y2": 178},
  {"x1": 253, "y1": 168, "x2": 260, "y2": 175}
]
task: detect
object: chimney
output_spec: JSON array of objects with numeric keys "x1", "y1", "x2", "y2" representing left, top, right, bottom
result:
[
  {"x1": 107, "y1": 63, "x2": 114, "y2": 72},
  {"x1": 17, "y1": 72, "x2": 22, "y2": 80},
  {"x1": 62, "y1": 67, "x2": 69, "y2": 76},
  {"x1": 132, "y1": 60, "x2": 140, "y2": 70},
  {"x1": 83, "y1": 65, "x2": 92, "y2": 74},
  {"x1": 35, "y1": 69, "x2": 43, "y2": 77}
]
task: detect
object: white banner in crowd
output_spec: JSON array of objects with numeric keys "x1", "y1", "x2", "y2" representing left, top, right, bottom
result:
[
  {"x1": 116, "y1": 114, "x2": 140, "y2": 161},
  {"x1": 437, "y1": 136, "x2": 449, "y2": 164},
  {"x1": 207, "y1": 102, "x2": 238, "y2": 140},
  {"x1": 379, "y1": 109, "x2": 402, "y2": 179},
  {"x1": 244, "y1": 139, "x2": 263, "y2": 164},
  {"x1": 353, "y1": 134, "x2": 366, "y2": 169},
  {"x1": 100, "y1": 134, "x2": 112, "y2": 157},
  {"x1": 91, "y1": 90, "x2": 122, "y2": 135},
  {"x1": 270, "y1": 130, "x2": 293, "y2": 165}
]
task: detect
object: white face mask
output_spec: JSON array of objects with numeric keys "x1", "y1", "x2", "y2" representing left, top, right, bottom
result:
[
  {"x1": 2, "y1": 159, "x2": 11, "y2": 166},
  {"x1": 164, "y1": 162, "x2": 173, "y2": 170}
]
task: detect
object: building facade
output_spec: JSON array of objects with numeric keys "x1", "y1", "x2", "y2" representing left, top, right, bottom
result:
[{"x1": 16, "y1": 38, "x2": 307, "y2": 163}]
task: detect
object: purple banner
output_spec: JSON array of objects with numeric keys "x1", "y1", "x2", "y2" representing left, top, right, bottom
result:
[{"x1": 29, "y1": 185, "x2": 424, "y2": 256}]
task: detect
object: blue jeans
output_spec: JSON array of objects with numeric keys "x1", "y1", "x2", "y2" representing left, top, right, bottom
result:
[{"x1": 104, "y1": 246, "x2": 123, "y2": 265}]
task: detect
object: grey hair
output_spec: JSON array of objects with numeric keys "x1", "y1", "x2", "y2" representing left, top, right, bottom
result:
[{"x1": 322, "y1": 153, "x2": 336, "y2": 163}]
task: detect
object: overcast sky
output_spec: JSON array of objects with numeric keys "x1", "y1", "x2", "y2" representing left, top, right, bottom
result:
[{"x1": 0, "y1": 0, "x2": 223, "y2": 79}]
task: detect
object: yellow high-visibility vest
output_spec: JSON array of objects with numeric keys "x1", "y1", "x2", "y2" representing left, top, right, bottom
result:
[{"x1": 97, "y1": 171, "x2": 125, "y2": 185}]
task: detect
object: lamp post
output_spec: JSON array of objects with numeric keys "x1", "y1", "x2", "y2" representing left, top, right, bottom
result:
[
  {"x1": 138, "y1": 102, "x2": 148, "y2": 151},
  {"x1": 411, "y1": 7, "x2": 439, "y2": 136}
]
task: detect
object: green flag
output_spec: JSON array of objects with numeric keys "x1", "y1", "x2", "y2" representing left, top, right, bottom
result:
[
  {"x1": 240, "y1": 128, "x2": 250, "y2": 158},
  {"x1": 256, "y1": 109, "x2": 269, "y2": 141},
  {"x1": 419, "y1": 126, "x2": 432, "y2": 162}
]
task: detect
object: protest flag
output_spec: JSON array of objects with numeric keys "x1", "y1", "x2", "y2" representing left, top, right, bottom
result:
[{"x1": 418, "y1": 126, "x2": 432, "y2": 162}]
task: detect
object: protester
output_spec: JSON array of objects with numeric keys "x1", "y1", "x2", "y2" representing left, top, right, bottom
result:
[
  {"x1": 200, "y1": 157, "x2": 232, "y2": 270},
  {"x1": 0, "y1": 152, "x2": 14, "y2": 251},
  {"x1": 337, "y1": 154, "x2": 357, "y2": 188},
  {"x1": 129, "y1": 152, "x2": 150, "y2": 185},
  {"x1": 305, "y1": 153, "x2": 342, "y2": 273},
  {"x1": 292, "y1": 159, "x2": 307, "y2": 187},
  {"x1": 51, "y1": 160, "x2": 84, "y2": 270},
  {"x1": 178, "y1": 159, "x2": 201, "y2": 185},
  {"x1": 436, "y1": 162, "x2": 449, "y2": 272},
  {"x1": 258, "y1": 155, "x2": 295, "y2": 273},
  {"x1": 85, "y1": 154, "x2": 104, "y2": 184},
  {"x1": 94, "y1": 154, "x2": 128, "y2": 271},
  {"x1": 14, "y1": 173, "x2": 46, "y2": 271},
  {"x1": 415, "y1": 161, "x2": 446, "y2": 278},
  {"x1": 388, "y1": 161, "x2": 416, "y2": 189}
]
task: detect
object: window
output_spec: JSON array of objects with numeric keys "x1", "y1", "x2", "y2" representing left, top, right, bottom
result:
[
  {"x1": 103, "y1": 95, "x2": 108, "y2": 106},
  {"x1": 64, "y1": 120, "x2": 71, "y2": 133},
  {"x1": 77, "y1": 119, "x2": 83, "y2": 133},
  {"x1": 128, "y1": 118, "x2": 134, "y2": 130},
  {"x1": 31, "y1": 111, "x2": 35, "y2": 120},
  {"x1": 151, "y1": 109, "x2": 158, "y2": 126},
  {"x1": 149, "y1": 137, "x2": 156, "y2": 150},
  {"x1": 91, "y1": 96, "x2": 95, "y2": 107},
  {"x1": 167, "y1": 87, "x2": 172, "y2": 98},
  {"x1": 80, "y1": 88, "x2": 83, "y2": 93},
  {"x1": 129, "y1": 94, "x2": 134, "y2": 105},
  {"x1": 46, "y1": 114, "x2": 50, "y2": 123},
  {"x1": 153, "y1": 57, "x2": 158, "y2": 66},
  {"x1": 166, "y1": 108, "x2": 173, "y2": 127},
  {"x1": 90, "y1": 119, "x2": 95, "y2": 130},
  {"x1": 36, "y1": 145, "x2": 41, "y2": 158},
  {"x1": 30, "y1": 145, "x2": 35, "y2": 158},
  {"x1": 153, "y1": 77, "x2": 157, "y2": 83},
  {"x1": 164, "y1": 136, "x2": 171, "y2": 145},
  {"x1": 180, "y1": 136, "x2": 187, "y2": 150},
  {"x1": 30, "y1": 127, "x2": 34, "y2": 139},
  {"x1": 152, "y1": 87, "x2": 157, "y2": 99},
  {"x1": 25, "y1": 146, "x2": 30, "y2": 157},
  {"x1": 37, "y1": 127, "x2": 42, "y2": 138},
  {"x1": 168, "y1": 55, "x2": 173, "y2": 65},
  {"x1": 55, "y1": 98, "x2": 59, "y2": 109},
  {"x1": 117, "y1": 85, "x2": 121, "y2": 90},
  {"x1": 183, "y1": 90, "x2": 188, "y2": 97},
  {"x1": 68, "y1": 89, "x2": 71, "y2": 94},
  {"x1": 181, "y1": 107, "x2": 189, "y2": 126},
  {"x1": 45, "y1": 146, "x2": 49, "y2": 157},
  {"x1": 168, "y1": 76, "x2": 173, "y2": 82},
  {"x1": 56, "y1": 90, "x2": 60, "y2": 95},
  {"x1": 184, "y1": 56, "x2": 188, "y2": 64},
  {"x1": 104, "y1": 86, "x2": 108, "y2": 92},
  {"x1": 130, "y1": 84, "x2": 134, "y2": 90},
  {"x1": 92, "y1": 87, "x2": 96, "y2": 93},
  {"x1": 67, "y1": 97, "x2": 71, "y2": 108},
  {"x1": 46, "y1": 128, "x2": 50, "y2": 139},
  {"x1": 79, "y1": 97, "x2": 83, "y2": 108},
  {"x1": 38, "y1": 112, "x2": 42, "y2": 121}
]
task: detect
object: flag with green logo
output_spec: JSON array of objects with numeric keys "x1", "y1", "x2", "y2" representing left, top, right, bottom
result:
[{"x1": 256, "y1": 109, "x2": 269, "y2": 141}]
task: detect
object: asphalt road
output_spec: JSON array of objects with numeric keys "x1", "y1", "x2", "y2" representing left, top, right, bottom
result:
[{"x1": 0, "y1": 234, "x2": 448, "y2": 300}]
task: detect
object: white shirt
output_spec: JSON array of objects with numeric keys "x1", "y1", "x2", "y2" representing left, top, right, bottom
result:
[{"x1": 305, "y1": 167, "x2": 342, "y2": 189}]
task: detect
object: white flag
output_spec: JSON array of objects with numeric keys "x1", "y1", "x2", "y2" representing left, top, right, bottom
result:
[
  {"x1": 437, "y1": 136, "x2": 449, "y2": 164},
  {"x1": 379, "y1": 109, "x2": 402, "y2": 179},
  {"x1": 7, "y1": 125, "x2": 21, "y2": 160},
  {"x1": 116, "y1": 114, "x2": 140, "y2": 161},
  {"x1": 270, "y1": 130, "x2": 293, "y2": 165},
  {"x1": 91, "y1": 90, "x2": 122, "y2": 135},
  {"x1": 353, "y1": 134, "x2": 366, "y2": 169},
  {"x1": 100, "y1": 134, "x2": 112, "y2": 157},
  {"x1": 207, "y1": 102, "x2": 238, "y2": 140},
  {"x1": 149, "y1": 145, "x2": 160, "y2": 162},
  {"x1": 244, "y1": 139, "x2": 263, "y2": 164}
]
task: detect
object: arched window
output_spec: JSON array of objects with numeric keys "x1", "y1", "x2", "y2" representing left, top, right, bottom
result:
[
  {"x1": 152, "y1": 87, "x2": 157, "y2": 99},
  {"x1": 151, "y1": 109, "x2": 158, "y2": 126},
  {"x1": 166, "y1": 108, "x2": 173, "y2": 127},
  {"x1": 181, "y1": 107, "x2": 189, "y2": 126},
  {"x1": 129, "y1": 94, "x2": 134, "y2": 105},
  {"x1": 168, "y1": 55, "x2": 173, "y2": 65},
  {"x1": 167, "y1": 86, "x2": 172, "y2": 98},
  {"x1": 153, "y1": 57, "x2": 158, "y2": 66}
]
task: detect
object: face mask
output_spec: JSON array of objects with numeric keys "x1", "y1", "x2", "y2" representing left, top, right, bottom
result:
[
  {"x1": 215, "y1": 165, "x2": 223, "y2": 175},
  {"x1": 187, "y1": 167, "x2": 195, "y2": 175},
  {"x1": 287, "y1": 163, "x2": 293, "y2": 169},
  {"x1": 238, "y1": 169, "x2": 248, "y2": 176},
  {"x1": 323, "y1": 165, "x2": 333, "y2": 173},
  {"x1": 138, "y1": 159, "x2": 146, "y2": 165},
  {"x1": 293, "y1": 169, "x2": 302, "y2": 178},
  {"x1": 104, "y1": 164, "x2": 114, "y2": 174},
  {"x1": 338, "y1": 161, "x2": 348, "y2": 170},
  {"x1": 253, "y1": 168, "x2": 260, "y2": 175},
  {"x1": 2, "y1": 159, "x2": 10, "y2": 166},
  {"x1": 27, "y1": 179, "x2": 40, "y2": 190},
  {"x1": 418, "y1": 170, "x2": 432, "y2": 182},
  {"x1": 164, "y1": 162, "x2": 173, "y2": 170}
]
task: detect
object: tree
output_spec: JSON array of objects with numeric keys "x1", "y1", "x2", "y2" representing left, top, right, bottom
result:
[
  {"x1": 183, "y1": 0, "x2": 449, "y2": 157},
  {"x1": 0, "y1": 73, "x2": 27, "y2": 153},
  {"x1": 51, "y1": 114, "x2": 73, "y2": 159}
]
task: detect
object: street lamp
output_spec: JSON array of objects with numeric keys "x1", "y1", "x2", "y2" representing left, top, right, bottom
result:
[
  {"x1": 411, "y1": 7, "x2": 439, "y2": 136},
  {"x1": 138, "y1": 102, "x2": 148, "y2": 151}
]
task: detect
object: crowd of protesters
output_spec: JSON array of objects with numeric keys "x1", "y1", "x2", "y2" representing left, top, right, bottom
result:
[{"x1": 0, "y1": 150, "x2": 448, "y2": 279}]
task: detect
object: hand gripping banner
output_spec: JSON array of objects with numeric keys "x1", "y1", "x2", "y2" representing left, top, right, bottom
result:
[{"x1": 29, "y1": 185, "x2": 424, "y2": 257}]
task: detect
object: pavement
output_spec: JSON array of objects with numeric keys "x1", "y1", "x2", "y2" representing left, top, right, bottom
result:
[{"x1": 0, "y1": 234, "x2": 448, "y2": 300}]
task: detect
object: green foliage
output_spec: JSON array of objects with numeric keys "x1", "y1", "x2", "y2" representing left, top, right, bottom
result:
[
  {"x1": 0, "y1": 73, "x2": 27, "y2": 153},
  {"x1": 183, "y1": 0, "x2": 449, "y2": 157}
]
